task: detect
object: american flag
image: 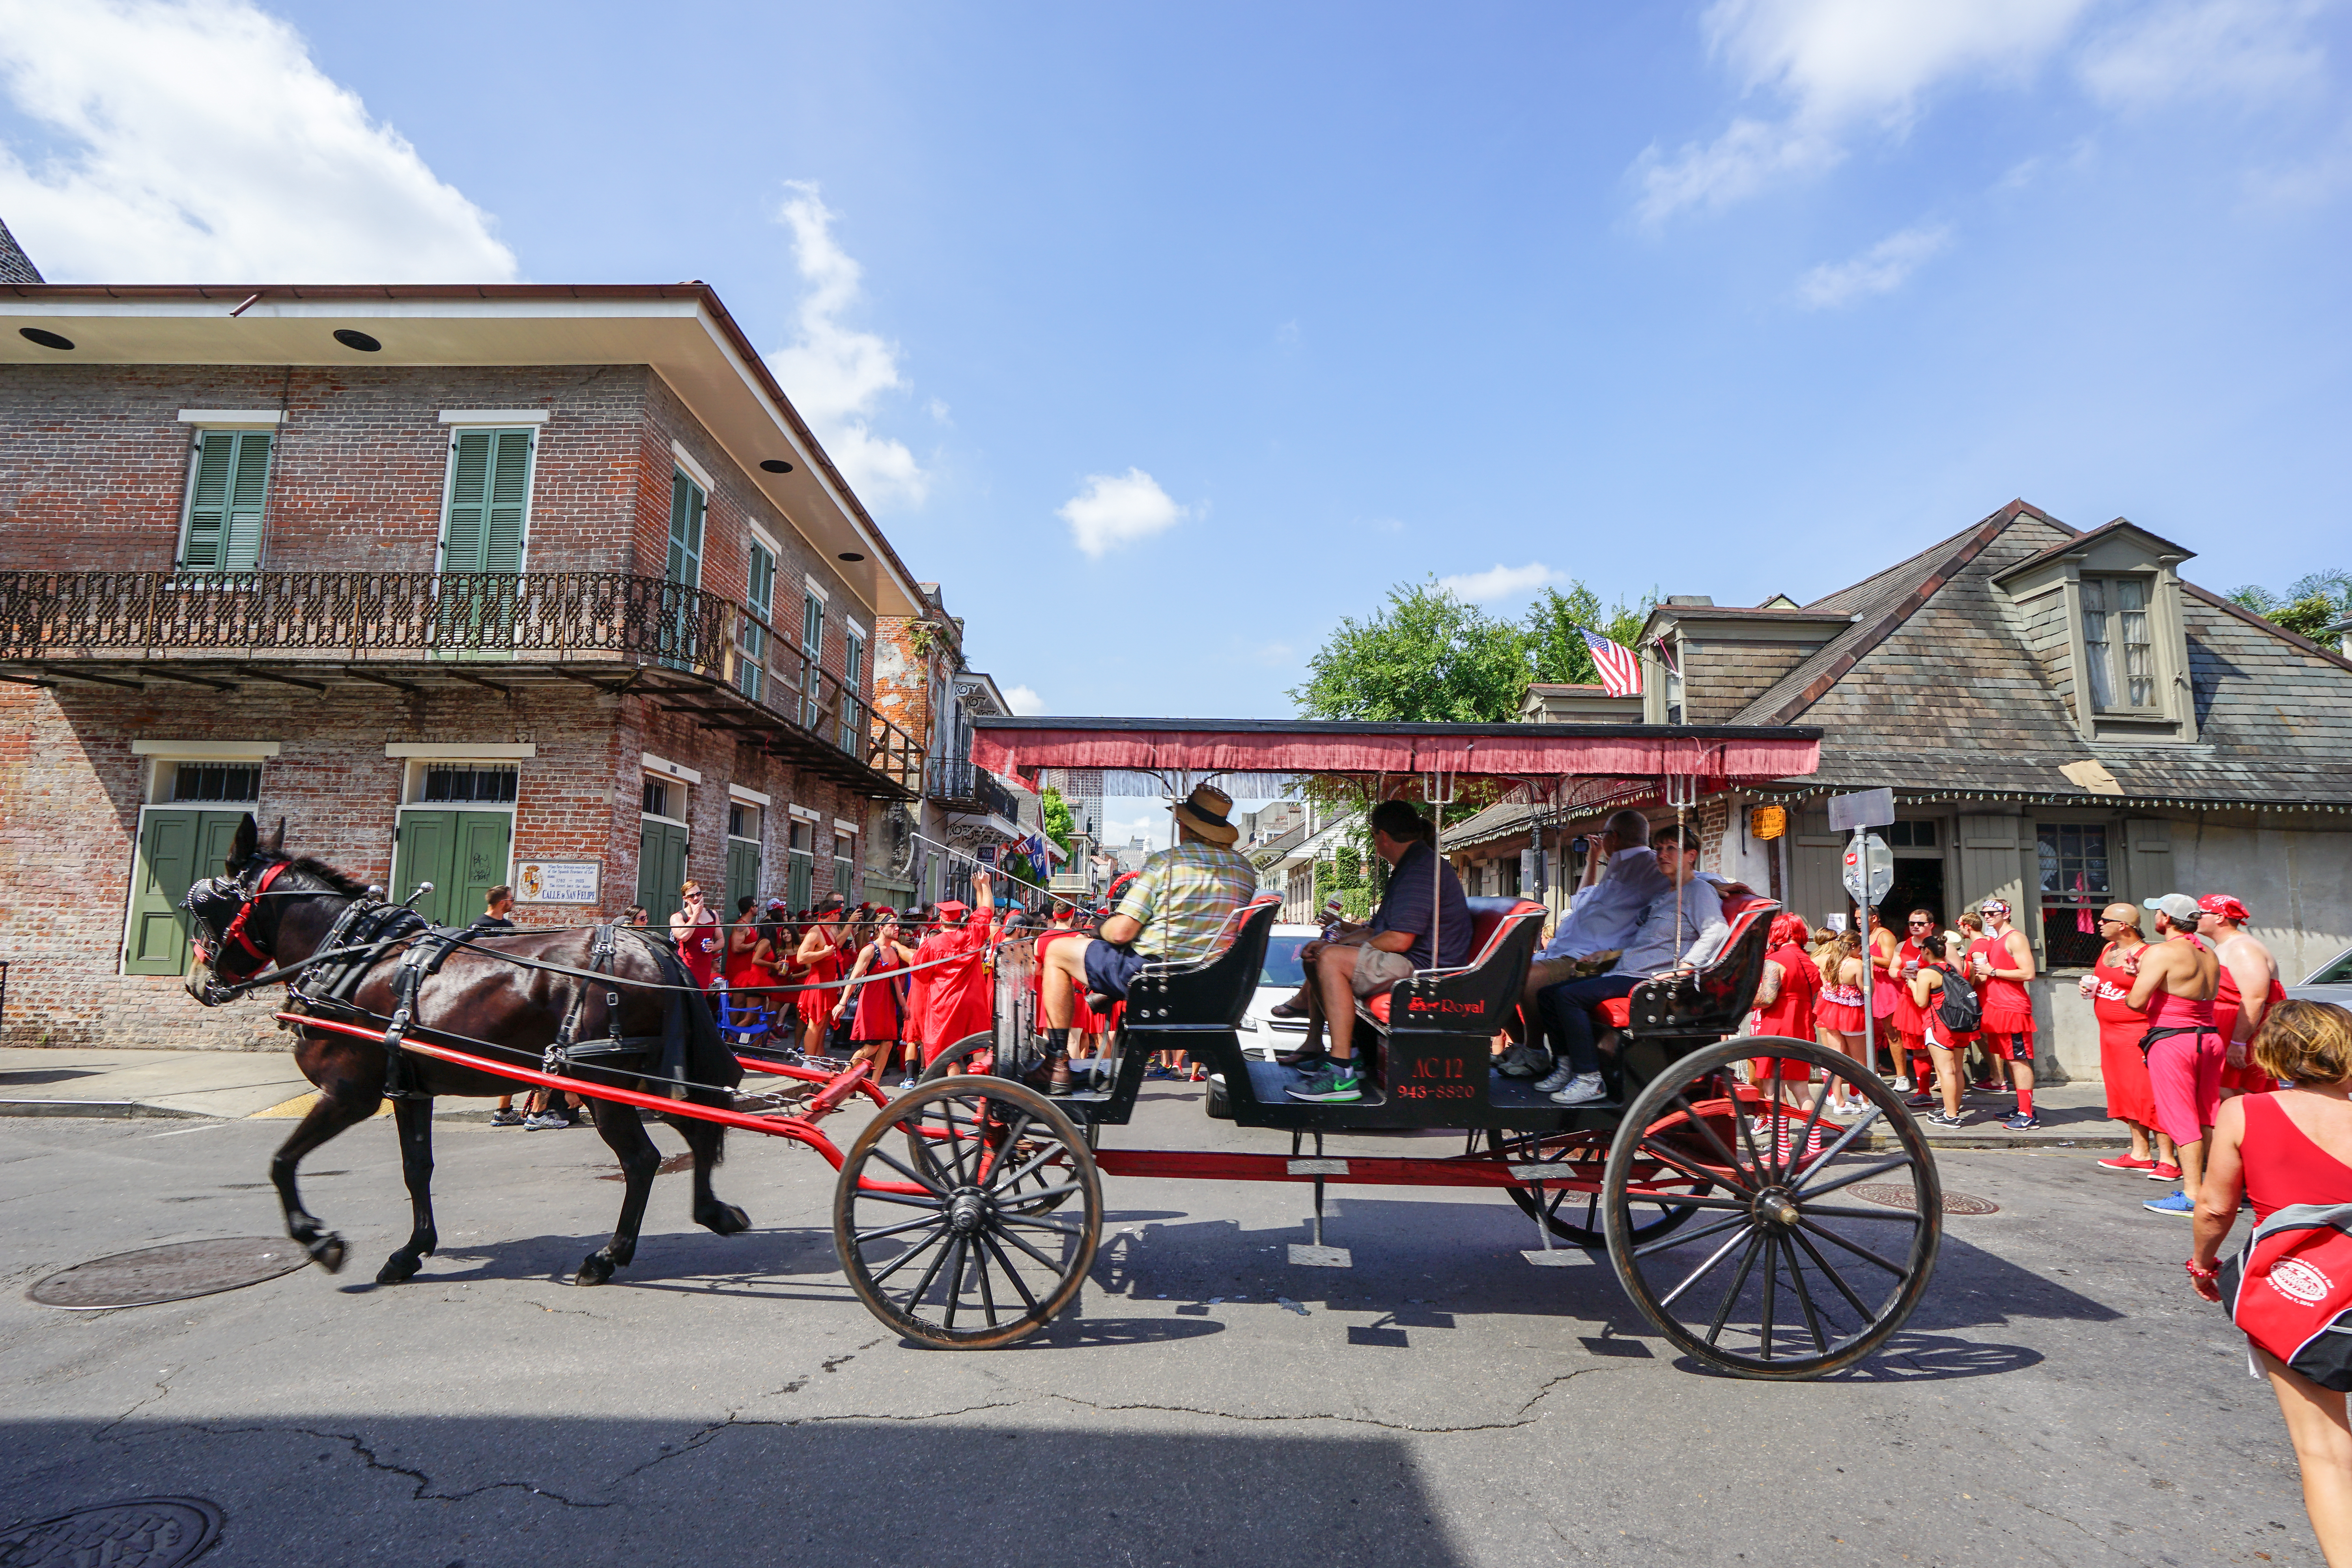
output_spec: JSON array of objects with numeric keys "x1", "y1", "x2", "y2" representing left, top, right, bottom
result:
[{"x1": 1582, "y1": 628, "x2": 1643, "y2": 697}]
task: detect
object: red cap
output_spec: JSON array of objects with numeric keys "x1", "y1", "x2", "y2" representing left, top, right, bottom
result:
[
  {"x1": 2198, "y1": 893, "x2": 2250, "y2": 923},
  {"x1": 935, "y1": 899, "x2": 969, "y2": 923}
]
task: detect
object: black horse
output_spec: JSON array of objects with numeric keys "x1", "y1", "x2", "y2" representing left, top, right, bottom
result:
[{"x1": 182, "y1": 815, "x2": 749, "y2": 1287}]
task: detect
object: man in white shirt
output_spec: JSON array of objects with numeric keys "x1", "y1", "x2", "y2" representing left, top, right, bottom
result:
[
  {"x1": 1532, "y1": 826, "x2": 1728, "y2": 1106},
  {"x1": 1500, "y1": 809, "x2": 1665, "y2": 1078}
]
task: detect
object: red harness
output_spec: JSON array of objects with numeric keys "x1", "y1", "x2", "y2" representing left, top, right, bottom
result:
[{"x1": 217, "y1": 861, "x2": 291, "y2": 969}]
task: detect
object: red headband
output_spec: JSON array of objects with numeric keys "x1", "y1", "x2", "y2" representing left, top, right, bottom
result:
[{"x1": 2198, "y1": 893, "x2": 2250, "y2": 923}]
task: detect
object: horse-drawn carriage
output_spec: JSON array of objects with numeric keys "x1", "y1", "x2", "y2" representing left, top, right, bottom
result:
[{"x1": 185, "y1": 715, "x2": 1939, "y2": 1380}]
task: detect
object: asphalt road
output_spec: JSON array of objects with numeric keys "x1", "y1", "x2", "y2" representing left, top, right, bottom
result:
[{"x1": 0, "y1": 1082, "x2": 2313, "y2": 1568}]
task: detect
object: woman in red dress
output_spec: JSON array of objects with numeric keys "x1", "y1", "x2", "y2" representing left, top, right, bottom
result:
[
  {"x1": 833, "y1": 913, "x2": 915, "y2": 1088},
  {"x1": 1750, "y1": 914, "x2": 1821, "y2": 1144},
  {"x1": 2083, "y1": 903, "x2": 2169, "y2": 1176},
  {"x1": 795, "y1": 895, "x2": 849, "y2": 1060},
  {"x1": 1813, "y1": 930, "x2": 1870, "y2": 1118}
]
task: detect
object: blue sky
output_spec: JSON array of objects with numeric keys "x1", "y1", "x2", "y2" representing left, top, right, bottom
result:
[{"x1": 4, "y1": 1, "x2": 2347, "y2": 733}]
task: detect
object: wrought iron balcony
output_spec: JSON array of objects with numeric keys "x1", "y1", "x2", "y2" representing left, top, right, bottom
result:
[
  {"x1": 0, "y1": 569, "x2": 921, "y2": 799},
  {"x1": 926, "y1": 759, "x2": 1024, "y2": 824}
]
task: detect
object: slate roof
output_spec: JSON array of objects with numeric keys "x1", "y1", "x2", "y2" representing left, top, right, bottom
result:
[
  {"x1": 1731, "y1": 501, "x2": 2352, "y2": 808},
  {"x1": 0, "y1": 217, "x2": 39, "y2": 286}
]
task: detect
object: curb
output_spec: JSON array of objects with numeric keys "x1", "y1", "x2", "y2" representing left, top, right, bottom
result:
[{"x1": 0, "y1": 1099, "x2": 210, "y2": 1120}]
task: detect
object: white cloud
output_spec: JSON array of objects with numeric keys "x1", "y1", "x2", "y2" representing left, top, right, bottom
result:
[
  {"x1": 1796, "y1": 222, "x2": 1954, "y2": 308},
  {"x1": 764, "y1": 183, "x2": 929, "y2": 509},
  {"x1": 2078, "y1": 0, "x2": 2330, "y2": 109},
  {"x1": 1003, "y1": 684, "x2": 1047, "y2": 715},
  {"x1": 1439, "y1": 562, "x2": 1561, "y2": 603},
  {"x1": 1057, "y1": 468, "x2": 1188, "y2": 558},
  {"x1": 1635, "y1": 0, "x2": 2093, "y2": 223},
  {"x1": 0, "y1": 0, "x2": 515, "y2": 282}
]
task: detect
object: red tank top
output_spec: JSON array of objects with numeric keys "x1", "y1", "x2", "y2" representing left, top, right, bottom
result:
[
  {"x1": 676, "y1": 913, "x2": 721, "y2": 985},
  {"x1": 2244, "y1": 1094, "x2": 2352, "y2": 1222},
  {"x1": 2089, "y1": 944, "x2": 2150, "y2": 1042},
  {"x1": 724, "y1": 928, "x2": 764, "y2": 989},
  {"x1": 849, "y1": 942, "x2": 904, "y2": 1039},
  {"x1": 1754, "y1": 942, "x2": 1818, "y2": 1039},
  {"x1": 1970, "y1": 936, "x2": 2032, "y2": 1024},
  {"x1": 1891, "y1": 938, "x2": 1933, "y2": 1035}
]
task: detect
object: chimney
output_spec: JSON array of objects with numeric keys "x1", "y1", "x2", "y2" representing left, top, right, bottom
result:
[{"x1": 0, "y1": 216, "x2": 43, "y2": 285}]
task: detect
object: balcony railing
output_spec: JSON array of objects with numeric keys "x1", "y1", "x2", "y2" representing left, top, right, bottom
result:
[
  {"x1": 0, "y1": 569, "x2": 921, "y2": 797},
  {"x1": 927, "y1": 759, "x2": 1024, "y2": 824}
]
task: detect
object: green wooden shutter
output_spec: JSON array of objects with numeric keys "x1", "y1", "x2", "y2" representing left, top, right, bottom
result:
[
  {"x1": 125, "y1": 811, "x2": 199, "y2": 974},
  {"x1": 442, "y1": 432, "x2": 492, "y2": 572},
  {"x1": 667, "y1": 472, "x2": 704, "y2": 586},
  {"x1": 456, "y1": 812, "x2": 512, "y2": 919},
  {"x1": 393, "y1": 811, "x2": 458, "y2": 927},
  {"x1": 181, "y1": 431, "x2": 271, "y2": 572},
  {"x1": 637, "y1": 820, "x2": 689, "y2": 925},
  {"x1": 727, "y1": 839, "x2": 761, "y2": 916},
  {"x1": 483, "y1": 430, "x2": 531, "y2": 573}
]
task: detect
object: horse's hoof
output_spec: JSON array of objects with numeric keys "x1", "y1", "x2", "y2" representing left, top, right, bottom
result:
[
  {"x1": 700, "y1": 1204, "x2": 751, "y2": 1237},
  {"x1": 575, "y1": 1254, "x2": 615, "y2": 1286},
  {"x1": 376, "y1": 1254, "x2": 420, "y2": 1286},
  {"x1": 309, "y1": 1234, "x2": 347, "y2": 1273}
]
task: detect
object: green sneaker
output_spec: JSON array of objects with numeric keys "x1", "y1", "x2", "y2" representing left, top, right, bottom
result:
[{"x1": 1285, "y1": 1062, "x2": 1362, "y2": 1103}]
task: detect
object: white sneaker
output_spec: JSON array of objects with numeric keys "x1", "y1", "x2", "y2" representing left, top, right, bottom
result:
[
  {"x1": 1891, "y1": 1076, "x2": 1913, "y2": 1093},
  {"x1": 1533, "y1": 1058, "x2": 1579, "y2": 1093},
  {"x1": 1549, "y1": 1073, "x2": 1607, "y2": 1107}
]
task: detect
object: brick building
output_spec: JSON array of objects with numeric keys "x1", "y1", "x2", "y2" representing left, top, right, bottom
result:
[
  {"x1": 0, "y1": 280, "x2": 934, "y2": 1049},
  {"x1": 1441, "y1": 499, "x2": 2352, "y2": 1082}
]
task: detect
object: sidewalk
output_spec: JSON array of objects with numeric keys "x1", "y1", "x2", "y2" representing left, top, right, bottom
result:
[{"x1": 0, "y1": 1045, "x2": 2133, "y2": 1146}]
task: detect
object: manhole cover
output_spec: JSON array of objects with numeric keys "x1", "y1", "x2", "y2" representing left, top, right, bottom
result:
[
  {"x1": 1848, "y1": 1183, "x2": 1999, "y2": 1216},
  {"x1": 28, "y1": 1238, "x2": 308, "y2": 1310},
  {"x1": 0, "y1": 1496, "x2": 220, "y2": 1567}
]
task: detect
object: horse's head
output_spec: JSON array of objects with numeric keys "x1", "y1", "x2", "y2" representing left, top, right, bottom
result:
[{"x1": 182, "y1": 815, "x2": 365, "y2": 1004}]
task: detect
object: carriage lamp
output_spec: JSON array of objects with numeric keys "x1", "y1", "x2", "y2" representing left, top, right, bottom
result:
[
  {"x1": 332, "y1": 329, "x2": 382, "y2": 353},
  {"x1": 1749, "y1": 806, "x2": 1788, "y2": 840},
  {"x1": 19, "y1": 327, "x2": 74, "y2": 351},
  {"x1": 760, "y1": 459, "x2": 794, "y2": 473}
]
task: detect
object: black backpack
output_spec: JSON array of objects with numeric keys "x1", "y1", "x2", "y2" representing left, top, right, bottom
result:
[{"x1": 1931, "y1": 963, "x2": 1982, "y2": 1034}]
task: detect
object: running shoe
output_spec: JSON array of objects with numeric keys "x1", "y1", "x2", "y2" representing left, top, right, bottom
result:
[
  {"x1": 1890, "y1": 1076, "x2": 1913, "y2": 1093},
  {"x1": 1905, "y1": 1091, "x2": 1937, "y2": 1109},
  {"x1": 2147, "y1": 1162, "x2": 2183, "y2": 1181},
  {"x1": 1533, "y1": 1057, "x2": 1580, "y2": 1094},
  {"x1": 523, "y1": 1111, "x2": 567, "y2": 1130},
  {"x1": 1924, "y1": 1110, "x2": 1969, "y2": 1129},
  {"x1": 1285, "y1": 1063, "x2": 1364, "y2": 1103},
  {"x1": 898, "y1": 1076, "x2": 917, "y2": 1090},
  {"x1": 2144, "y1": 1190, "x2": 2194, "y2": 1215},
  {"x1": 2096, "y1": 1155, "x2": 2156, "y2": 1173},
  {"x1": 2002, "y1": 1111, "x2": 2041, "y2": 1131},
  {"x1": 1967, "y1": 1079, "x2": 2002, "y2": 1095},
  {"x1": 1549, "y1": 1073, "x2": 1607, "y2": 1107},
  {"x1": 489, "y1": 1108, "x2": 523, "y2": 1127}
]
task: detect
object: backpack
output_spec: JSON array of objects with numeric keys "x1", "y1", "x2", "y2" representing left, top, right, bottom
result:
[
  {"x1": 1930, "y1": 964, "x2": 1981, "y2": 1034},
  {"x1": 2219, "y1": 1202, "x2": 2352, "y2": 1391}
]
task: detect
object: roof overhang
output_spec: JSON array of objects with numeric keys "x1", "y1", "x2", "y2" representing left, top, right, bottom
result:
[{"x1": 0, "y1": 282, "x2": 924, "y2": 618}]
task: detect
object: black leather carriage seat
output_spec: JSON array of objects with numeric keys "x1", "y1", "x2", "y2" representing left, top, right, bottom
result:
[
  {"x1": 1120, "y1": 894, "x2": 1283, "y2": 1032},
  {"x1": 1357, "y1": 896, "x2": 1546, "y2": 1033},
  {"x1": 1616, "y1": 892, "x2": 1778, "y2": 1040}
]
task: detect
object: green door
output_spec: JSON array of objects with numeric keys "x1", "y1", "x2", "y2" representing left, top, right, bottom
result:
[
  {"x1": 124, "y1": 809, "x2": 249, "y2": 974},
  {"x1": 637, "y1": 820, "x2": 690, "y2": 925},
  {"x1": 393, "y1": 811, "x2": 513, "y2": 927},
  {"x1": 726, "y1": 839, "x2": 761, "y2": 918}
]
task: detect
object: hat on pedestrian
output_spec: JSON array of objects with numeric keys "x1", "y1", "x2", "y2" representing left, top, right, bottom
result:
[
  {"x1": 936, "y1": 899, "x2": 969, "y2": 923},
  {"x1": 2144, "y1": 892, "x2": 2201, "y2": 925},
  {"x1": 2198, "y1": 892, "x2": 2251, "y2": 923},
  {"x1": 1170, "y1": 783, "x2": 1240, "y2": 847}
]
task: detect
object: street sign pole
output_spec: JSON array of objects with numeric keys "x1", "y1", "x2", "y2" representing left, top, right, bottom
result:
[{"x1": 1833, "y1": 791, "x2": 1898, "y2": 1080}]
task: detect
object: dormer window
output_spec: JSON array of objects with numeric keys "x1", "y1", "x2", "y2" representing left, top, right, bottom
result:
[{"x1": 2080, "y1": 576, "x2": 2157, "y2": 712}]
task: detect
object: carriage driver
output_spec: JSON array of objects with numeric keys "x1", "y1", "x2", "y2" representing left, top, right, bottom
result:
[{"x1": 1034, "y1": 785, "x2": 1259, "y2": 1096}]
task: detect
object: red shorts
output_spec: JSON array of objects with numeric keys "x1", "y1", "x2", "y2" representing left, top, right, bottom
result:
[
  {"x1": 1749, "y1": 1052, "x2": 1812, "y2": 1082},
  {"x1": 1818, "y1": 1001, "x2": 1866, "y2": 1034},
  {"x1": 2147, "y1": 1028, "x2": 2224, "y2": 1147},
  {"x1": 1977, "y1": 1026, "x2": 2031, "y2": 1061}
]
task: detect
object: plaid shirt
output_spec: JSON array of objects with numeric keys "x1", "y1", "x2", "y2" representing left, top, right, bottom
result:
[{"x1": 1116, "y1": 842, "x2": 1260, "y2": 962}]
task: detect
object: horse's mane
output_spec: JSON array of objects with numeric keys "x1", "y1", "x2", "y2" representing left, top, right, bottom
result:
[{"x1": 271, "y1": 854, "x2": 370, "y2": 899}]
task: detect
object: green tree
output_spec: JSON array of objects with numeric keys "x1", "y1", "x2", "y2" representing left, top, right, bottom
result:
[
  {"x1": 1289, "y1": 579, "x2": 1531, "y2": 722},
  {"x1": 1039, "y1": 787, "x2": 1074, "y2": 856},
  {"x1": 2228, "y1": 569, "x2": 2350, "y2": 641},
  {"x1": 1523, "y1": 582, "x2": 1657, "y2": 686}
]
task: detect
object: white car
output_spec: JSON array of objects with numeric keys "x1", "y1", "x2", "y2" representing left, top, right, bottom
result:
[
  {"x1": 1235, "y1": 922, "x2": 1321, "y2": 1061},
  {"x1": 2290, "y1": 945, "x2": 2352, "y2": 1010}
]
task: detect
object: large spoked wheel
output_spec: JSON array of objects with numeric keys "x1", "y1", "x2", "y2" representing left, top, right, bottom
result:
[
  {"x1": 918, "y1": 1032, "x2": 1004, "y2": 1084},
  {"x1": 835, "y1": 1076, "x2": 1102, "y2": 1349},
  {"x1": 1484, "y1": 1128, "x2": 1706, "y2": 1248},
  {"x1": 1603, "y1": 1035, "x2": 1940, "y2": 1380},
  {"x1": 910, "y1": 1033, "x2": 1078, "y2": 1213}
]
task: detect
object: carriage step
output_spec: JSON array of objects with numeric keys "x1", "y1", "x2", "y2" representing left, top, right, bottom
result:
[
  {"x1": 1521, "y1": 1248, "x2": 1590, "y2": 1267},
  {"x1": 1288, "y1": 1244, "x2": 1352, "y2": 1268}
]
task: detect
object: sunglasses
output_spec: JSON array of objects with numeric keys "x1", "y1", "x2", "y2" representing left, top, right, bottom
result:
[{"x1": 1907, "y1": 919, "x2": 1932, "y2": 927}]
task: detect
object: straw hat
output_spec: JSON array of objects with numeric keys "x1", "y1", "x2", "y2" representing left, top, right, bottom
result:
[{"x1": 1171, "y1": 784, "x2": 1240, "y2": 846}]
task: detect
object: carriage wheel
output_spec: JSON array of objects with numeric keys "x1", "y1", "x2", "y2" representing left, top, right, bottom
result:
[
  {"x1": 1602, "y1": 1035, "x2": 1939, "y2": 1380},
  {"x1": 918, "y1": 1032, "x2": 1001, "y2": 1084},
  {"x1": 835, "y1": 1077, "x2": 1101, "y2": 1349},
  {"x1": 1484, "y1": 1129, "x2": 1705, "y2": 1248}
]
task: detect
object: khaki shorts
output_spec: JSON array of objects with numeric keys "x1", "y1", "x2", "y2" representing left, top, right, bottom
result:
[{"x1": 1351, "y1": 944, "x2": 1418, "y2": 997}]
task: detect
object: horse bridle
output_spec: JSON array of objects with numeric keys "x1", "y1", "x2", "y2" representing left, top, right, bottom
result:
[{"x1": 185, "y1": 860, "x2": 301, "y2": 996}]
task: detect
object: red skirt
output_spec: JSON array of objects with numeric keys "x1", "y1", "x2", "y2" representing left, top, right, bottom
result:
[
  {"x1": 1980, "y1": 1003, "x2": 2035, "y2": 1038},
  {"x1": 2099, "y1": 1025, "x2": 2157, "y2": 1125},
  {"x1": 1818, "y1": 1001, "x2": 1866, "y2": 1034}
]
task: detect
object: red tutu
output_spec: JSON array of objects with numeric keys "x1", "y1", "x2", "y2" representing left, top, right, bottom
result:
[{"x1": 1818, "y1": 1000, "x2": 1866, "y2": 1034}]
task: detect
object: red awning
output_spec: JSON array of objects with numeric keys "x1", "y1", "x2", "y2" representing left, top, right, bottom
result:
[{"x1": 970, "y1": 719, "x2": 1820, "y2": 782}]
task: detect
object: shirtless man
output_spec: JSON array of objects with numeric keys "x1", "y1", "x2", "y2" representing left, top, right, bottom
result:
[
  {"x1": 2199, "y1": 893, "x2": 2285, "y2": 1099},
  {"x1": 2128, "y1": 892, "x2": 2224, "y2": 1216}
]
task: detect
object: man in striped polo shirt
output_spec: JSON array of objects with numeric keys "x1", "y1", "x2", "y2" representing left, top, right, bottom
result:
[{"x1": 1034, "y1": 784, "x2": 1259, "y2": 1094}]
